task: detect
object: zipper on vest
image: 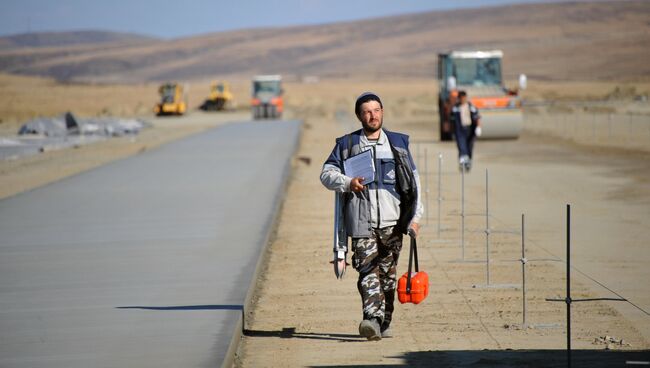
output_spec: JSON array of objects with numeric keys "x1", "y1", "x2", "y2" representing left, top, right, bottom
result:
[{"x1": 373, "y1": 145, "x2": 380, "y2": 228}]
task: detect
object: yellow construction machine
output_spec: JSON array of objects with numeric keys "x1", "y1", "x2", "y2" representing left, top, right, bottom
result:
[
  {"x1": 154, "y1": 83, "x2": 187, "y2": 116},
  {"x1": 200, "y1": 81, "x2": 233, "y2": 111}
]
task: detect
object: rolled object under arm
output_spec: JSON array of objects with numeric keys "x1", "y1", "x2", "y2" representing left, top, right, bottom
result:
[{"x1": 333, "y1": 192, "x2": 348, "y2": 256}]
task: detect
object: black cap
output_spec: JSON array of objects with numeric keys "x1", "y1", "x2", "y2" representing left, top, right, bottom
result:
[{"x1": 355, "y1": 92, "x2": 382, "y2": 116}]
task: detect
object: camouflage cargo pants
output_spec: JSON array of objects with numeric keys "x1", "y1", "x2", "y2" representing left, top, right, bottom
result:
[{"x1": 351, "y1": 226, "x2": 403, "y2": 326}]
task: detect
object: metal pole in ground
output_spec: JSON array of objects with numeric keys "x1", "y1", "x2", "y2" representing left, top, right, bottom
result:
[
  {"x1": 437, "y1": 152, "x2": 442, "y2": 238},
  {"x1": 461, "y1": 166, "x2": 466, "y2": 260},
  {"x1": 424, "y1": 147, "x2": 429, "y2": 226},
  {"x1": 485, "y1": 168, "x2": 491, "y2": 285},
  {"x1": 521, "y1": 213, "x2": 527, "y2": 328},
  {"x1": 545, "y1": 205, "x2": 573, "y2": 366},
  {"x1": 566, "y1": 204, "x2": 572, "y2": 368},
  {"x1": 627, "y1": 114, "x2": 634, "y2": 142},
  {"x1": 545, "y1": 204, "x2": 627, "y2": 367},
  {"x1": 592, "y1": 113, "x2": 596, "y2": 138},
  {"x1": 608, "y1": 114, "x2": 612, "y2": 138}
]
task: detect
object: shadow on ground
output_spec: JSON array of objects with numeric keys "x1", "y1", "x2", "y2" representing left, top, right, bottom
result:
[
  {"x1": 311, "y1": 349, "x2": 650, "y2": 367},
  {"x1": 116, "y1": 305, "x2": 243, "y2": 311},
  {"x1": 244, "y1": 327, "x2": 364, "y2": 342},
  {"x1": 116, "y1": 307, "x2": 362, "y2": 342}
]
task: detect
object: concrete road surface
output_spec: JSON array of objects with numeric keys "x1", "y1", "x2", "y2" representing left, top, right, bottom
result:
[{"x1": 0, "y1": 120, "x2": 301, "y2": 367}]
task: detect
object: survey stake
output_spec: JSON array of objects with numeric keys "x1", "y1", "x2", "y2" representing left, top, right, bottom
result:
[{"x1": 344, "y1": 149, "x2": 375, "y2": 185}]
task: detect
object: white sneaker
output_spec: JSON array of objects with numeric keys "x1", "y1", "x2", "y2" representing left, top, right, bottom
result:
[
  {"x1": 359, "y1": 319, "x2": 382, "y2": 341},
  {"x1": 459, "y1": 155, "x2": 470, "y2": 172}
]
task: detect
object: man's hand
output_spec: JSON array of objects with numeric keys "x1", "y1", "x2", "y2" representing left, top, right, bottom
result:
[
  {"x1": 350, "y1": 177, "x2": 365, "y2": 192},
  {"x1": 408, "y1": 222, "x2": 420, "y2": 238}
]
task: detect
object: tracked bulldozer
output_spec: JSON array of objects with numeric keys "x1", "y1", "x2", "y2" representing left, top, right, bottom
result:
[
  {"x1": 154, "y1": 83, "x2": 187, "y2": 116},
  {"x1": 438, "y1": 50, "x2": 526, "y2": 140},
  {"x1": 200, "y1": 81, "x2": 233, "y2": 111}
]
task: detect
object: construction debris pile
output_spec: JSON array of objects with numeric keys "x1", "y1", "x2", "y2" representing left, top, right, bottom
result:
[
  {"x1": 0, "y1": 112, "x2": 150, "y2": 160},
  {"x1": 19, "y1": 112, "x2": 148, "y2": 137}
]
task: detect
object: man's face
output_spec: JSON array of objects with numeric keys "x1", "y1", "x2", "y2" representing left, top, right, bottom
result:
[
  {"x1": 358, "y1": 100, "x2": 383, "y2": 133},
  {"x1": 459, "y1": 95, "x2": 468, "y2": 104}
]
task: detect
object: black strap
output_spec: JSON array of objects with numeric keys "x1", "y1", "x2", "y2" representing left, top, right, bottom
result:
[
  {"x1": 339, "y1": 136, "x2": 345, "y2": 169},
  {"x1": 406, "y1": 235, "x2": 419, "y2": 293},
  {"x1": 347, "y1": 133, "x2": 353, "y2": 158}
]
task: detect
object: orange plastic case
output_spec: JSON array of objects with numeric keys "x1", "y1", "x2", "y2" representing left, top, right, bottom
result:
[{"x1": 397, "y1": 271, "x2": 429, "y2": 304}]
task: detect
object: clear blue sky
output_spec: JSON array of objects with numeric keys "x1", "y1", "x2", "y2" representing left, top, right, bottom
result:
[{"x1": 2, "y1": 0, "x2": 563, "y2": 39}]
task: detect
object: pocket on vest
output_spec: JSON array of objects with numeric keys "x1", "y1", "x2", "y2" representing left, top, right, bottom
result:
[{"x1": 381, "y1": 159, "x2": 396, "y2": 185}]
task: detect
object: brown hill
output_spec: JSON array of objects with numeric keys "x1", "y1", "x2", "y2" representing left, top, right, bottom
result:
[
  {"x1": 0, "y1": 0, "x2": 648, "y2": 82},
  {"x1": 0, "y1": 30, "x2": 158, "y2": 50}
]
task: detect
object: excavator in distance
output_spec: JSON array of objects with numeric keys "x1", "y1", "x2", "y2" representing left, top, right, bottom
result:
[
  {"x1": 200, "y1": 81, "x2": 233, "y2": 111},
  {"x1": 154, "y1": 83, "x2": 187, "y2": 116}
]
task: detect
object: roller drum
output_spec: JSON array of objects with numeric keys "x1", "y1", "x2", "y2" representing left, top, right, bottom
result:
[{"x1": 477, "y1": 109, "x2": 523, "y2": 139}]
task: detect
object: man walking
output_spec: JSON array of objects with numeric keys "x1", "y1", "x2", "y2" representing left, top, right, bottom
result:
[
  {"x1": 451, "y1": 90, "x2": 481, "y2": 172},
  {"x1": 320, "y1": 92, "x2": 423, "y2": 341}
]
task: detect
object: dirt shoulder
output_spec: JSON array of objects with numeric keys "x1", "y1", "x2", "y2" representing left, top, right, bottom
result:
[{"x1": 233, "y1": 105, "x2": 648, "y2": 366}]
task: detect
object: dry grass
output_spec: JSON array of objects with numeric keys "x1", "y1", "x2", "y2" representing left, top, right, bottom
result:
[
  {"x1": 0, "y1": 73, "x2": 155, "y2": 134},
  {"x1": 0, "y1": 73, "x2": 253, "y2": 135},
  {"x1": 520, "y1": 80, "x2": 650, "y2": 102}
]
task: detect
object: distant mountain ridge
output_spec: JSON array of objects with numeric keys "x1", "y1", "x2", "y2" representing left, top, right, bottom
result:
[
  {"x1": 0, "y1": 30, "x2": 158, "y2": 50},
  {"x1": 0, "y1": 1, "x2": 648, "y2": 82}
]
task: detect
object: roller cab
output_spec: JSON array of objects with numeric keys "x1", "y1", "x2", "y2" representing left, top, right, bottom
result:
[
  {"x1": 438, "y1": 50, "x2": 525, "y2": 140},
  {"x1": 251, "y1": 75, "x2": 283, "y2": 120}
]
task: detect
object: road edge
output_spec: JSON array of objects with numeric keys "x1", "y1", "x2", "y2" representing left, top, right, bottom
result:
[
  {"x1": 221, "y1": 120, "x2": 303, "y2": 368},
  {"x1": 0, "y1": 118, "x2": 228, "y2": 201}
]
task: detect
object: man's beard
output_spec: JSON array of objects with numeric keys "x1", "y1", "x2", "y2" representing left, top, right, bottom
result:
[{"x1": 362, "y1": 118, "x2": 382, "y2": 134}]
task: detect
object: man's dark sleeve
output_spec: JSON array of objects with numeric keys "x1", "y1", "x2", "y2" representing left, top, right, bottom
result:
[
  {"x1": 323, "y1": 138, "x2": 342, "y2": 170},
  {"x1": 404, "y1": 137, "x2": 417, "y2": 171}
]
